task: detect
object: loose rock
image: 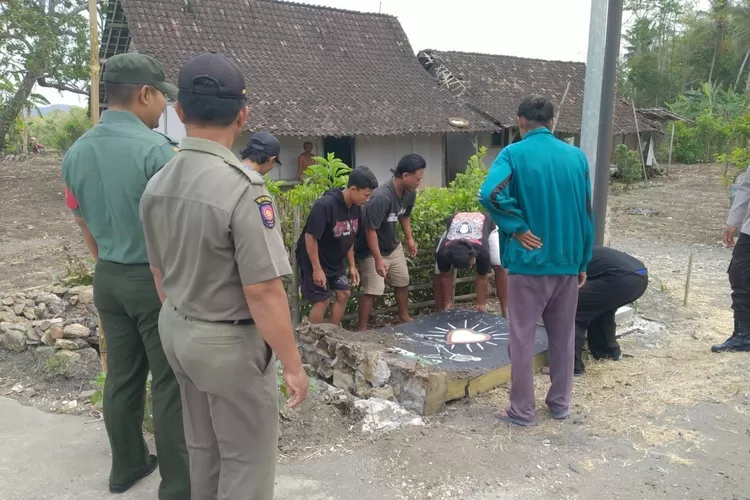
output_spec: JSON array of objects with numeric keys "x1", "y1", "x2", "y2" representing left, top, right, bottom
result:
[
  {"x1": 69, "y1": 285, "x2": 94, "y2": 305},
  {"x1": 22, "y1": 307, "x2": 37, "y2": 320},
  {"x1": 2, "y1": 330, "x2": 28, "y2": 352},
  {"x1": 55, "y1": 338, "x2": 82, "y2": 350},
  {"x1": 41, "y1": 326, "x2": 64, "y2": 346},
  {"x1": 63, "y1": 323, "x2": 90, "y2": 339},
  {"x1": 0, "y1": 311, "x2": 16, "y2": 323},
  {"x1": 354, "y1": 398, "x2": 425, "y2": 433}
]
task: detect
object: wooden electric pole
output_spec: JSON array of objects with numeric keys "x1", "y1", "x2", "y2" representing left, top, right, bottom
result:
[{"x1": 89, "y1": 0, "x2": 106, "y2": 371}]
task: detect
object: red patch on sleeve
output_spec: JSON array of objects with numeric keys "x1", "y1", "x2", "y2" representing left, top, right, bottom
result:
[{"x1": 65, "y1": 186, "x2": 79, "y2": 210}]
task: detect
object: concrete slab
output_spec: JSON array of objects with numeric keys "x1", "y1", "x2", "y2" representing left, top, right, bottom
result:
[
  {"x1": 297, "y1": 311, "x2": 548, "y2": 416},
  {"x1": 0, "y1": 397, "x2": 392, "y2": 500},
  {"x1": 375, "y1": 309, "x2": 547, "y2": 370},
  {"x1": 615, "y1": 306, "x2": 635, "y2": 326}
]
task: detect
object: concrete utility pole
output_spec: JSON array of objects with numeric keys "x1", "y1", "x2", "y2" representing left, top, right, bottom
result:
[
  {"x1": 580, "y1": 0, "x2": 623, "y2": 246},
  {"x1": 580, "y1": 0, "x2": 608, "y2": 189}
]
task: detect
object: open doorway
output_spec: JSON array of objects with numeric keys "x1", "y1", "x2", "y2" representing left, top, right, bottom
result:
[{"x1": 323, "y1": 136, "x2": 355, "y2": 167}]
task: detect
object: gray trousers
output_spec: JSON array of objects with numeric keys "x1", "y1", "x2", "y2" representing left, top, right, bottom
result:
[
  {"x1": 159, "y1": 300, "x2": 279, "y2": 500},
  {"x1": 507, "y1": 274, "x2": 578, "y2": 423}
]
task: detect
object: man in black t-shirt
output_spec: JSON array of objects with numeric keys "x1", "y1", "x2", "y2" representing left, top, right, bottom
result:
[
  {"x1": 355, "y1": 154, "x2": 425, "y2": 331},
  {"x1": 575, "y1": 246, "x2": 648, "y2": 375},
  {"x1": 432, "y1": 212, "x2": 508, "y2": 316},
  {"x1": 296, "y1": 167, "x2": 378, "y2": 325}
]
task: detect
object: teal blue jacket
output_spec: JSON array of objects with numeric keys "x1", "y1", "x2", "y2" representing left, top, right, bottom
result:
[{"x1": 478, "y1": 127, "x2": 594, "y2": 276}]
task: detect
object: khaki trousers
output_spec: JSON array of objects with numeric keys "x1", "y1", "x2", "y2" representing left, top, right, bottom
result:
[{"x1": 159, "y1": 300, "x2": 279, "y2": 500}]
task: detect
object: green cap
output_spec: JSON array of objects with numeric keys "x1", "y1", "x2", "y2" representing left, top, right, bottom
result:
[{"x1": 102, "y1": 53, "x2": 178, "y2": 97}]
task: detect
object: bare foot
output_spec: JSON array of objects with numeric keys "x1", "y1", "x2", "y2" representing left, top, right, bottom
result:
[
  {"x1": 443, "y1": 302, "x2": 453, "y2": 310},
  {"x1": 541, "y1": 366, "x2": 550, "y2": 375},
  {"x1": 398, "y1": 316, "x2": 413, "y2": 324},
  {"x1": 475, "y1": 304, "x2": 488, "y2": 312}
]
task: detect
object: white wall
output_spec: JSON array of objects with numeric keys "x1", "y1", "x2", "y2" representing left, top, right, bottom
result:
[
  {"x1": 154, "y1": 105, "x2": 446, "y2": 186},
  {"x1": 476, "y1": 132, "x2": 502, "y2": 168},
  {"x1": 155, "y1": 105, "x2": 185, "y2": 144},
  {"x1": 355, "y1": 134, "x2": 445, "y2": 187},
  {"x1": 233, "y1": 132, "x2": 321, "y2": 181}
]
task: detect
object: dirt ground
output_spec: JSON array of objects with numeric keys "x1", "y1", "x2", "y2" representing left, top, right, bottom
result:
[{"x1": 1, "y1": 158, "x2": 750, "y2": 499}]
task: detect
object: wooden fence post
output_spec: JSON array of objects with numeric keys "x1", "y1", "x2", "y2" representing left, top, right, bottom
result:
[
  {"x1": 684, "y1": 251, "x2": 694, "y2": 306},
  {"x1": 667, "y1": 121, "x2": 675, "y2": 177},
  {"x1": 450, "y1": 268, "x2": 457, "y2": 304},
  {"x1": 290, "y1": 206, "x2": 301, "y2": 326}
]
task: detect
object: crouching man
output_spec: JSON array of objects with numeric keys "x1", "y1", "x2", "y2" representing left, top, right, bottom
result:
[
  {"x1": 432, "y1": 212, "x2": 508, "y2": 315},
  {"x1": 296, "y1": 166, "x2": 378, "y2": 325},
  {"x1": 575, "y1": 246, "x2": 648, "y2": 375}
]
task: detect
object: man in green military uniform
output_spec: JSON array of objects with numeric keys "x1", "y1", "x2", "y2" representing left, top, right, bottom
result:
[{"x1": 61, "y1": 53, "x2": 190, "y2": 499}]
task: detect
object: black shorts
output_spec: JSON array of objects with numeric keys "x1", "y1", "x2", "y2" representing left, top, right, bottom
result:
[{"x1": 299, "y1": 264, "x2": 350, "y2": 303}]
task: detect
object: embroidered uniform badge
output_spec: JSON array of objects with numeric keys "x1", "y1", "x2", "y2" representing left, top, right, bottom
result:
[{"x1": 255, "y1": 195, "x2": 276, "y2": 228}]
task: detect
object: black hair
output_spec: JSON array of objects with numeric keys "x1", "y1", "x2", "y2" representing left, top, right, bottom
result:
[
  {"x1": 348, "y1": 166, "x2": 378, "y2": 190},
  {"x1": 438, "y1": 240, "x2": 477, "y2": 269},
  {"x1": 517, "y1": 96, "x2": 554, "y2": 126},
  {"x1": 177, "y1": 77, "x2": 245, "y2": 127},
  {"x1": 303, "y1": 141, "x2": 313, "y2": 147},
  {"x1": 392, "y1": 153, "x2": 426, "y2": 178},
  {"x1": 240, "y1": 146, "x2": 271, "y2": 164},
  {"x1": 105, "y1": 82, "x2": 142, "y2": 106}
]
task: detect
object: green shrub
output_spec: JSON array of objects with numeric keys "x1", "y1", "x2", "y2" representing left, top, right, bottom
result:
[
  {"x1": 716, "y1": 147, "x2": 750, "y2": 170},
  {"x1": 672, "y1": 121, "x2": 703, "y2": 164},
  {"x1": 276, "y1": 147, "x2": 491, "y2": 319},
  {"x1": 612, "y1": 144, "x2": 643, "y2": 185}
]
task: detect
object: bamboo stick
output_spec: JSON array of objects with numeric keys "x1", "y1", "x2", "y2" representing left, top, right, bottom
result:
[
  {"x1": 89, "y1": 0, "x2": 105, "y2": 372},
  {"x1": 290, "y1": 206, "x2": 301, "y2": 326},
  {"x1": 631, "y1": 97, "x2": 649, "y2": 185},
  {"x1": 684, "y1": 251, "x2": 694, "y2": 306}
]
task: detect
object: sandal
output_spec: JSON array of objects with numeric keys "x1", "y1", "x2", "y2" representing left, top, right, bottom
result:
[{"x1": 496, "y1": 409, "x2": 535, "y2": 427}]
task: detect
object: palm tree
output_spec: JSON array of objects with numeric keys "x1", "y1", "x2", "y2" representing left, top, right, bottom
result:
[{"x1": 707, "y1": 0, "x2": 731, "y2": 85}]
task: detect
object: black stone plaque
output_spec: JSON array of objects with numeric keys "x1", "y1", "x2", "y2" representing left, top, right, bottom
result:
[{"x1": 374, "y1": 309, "x2": 548, "y2": 371}]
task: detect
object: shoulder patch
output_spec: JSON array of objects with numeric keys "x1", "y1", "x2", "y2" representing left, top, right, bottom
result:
[
  {"x1": 226, "y1": 161, "x2": 265, "y2": 185},
  {"x1": 255, "y1": 195, "x2": 276, "y2": 229}
]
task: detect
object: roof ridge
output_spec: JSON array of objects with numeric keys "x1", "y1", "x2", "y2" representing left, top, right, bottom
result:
[
  {"x1": 260, "y1": 0, "x2": 397, "y2": 19},
  {"x1": 423, "y1": 49, "x2": 585, "y2": 66}
]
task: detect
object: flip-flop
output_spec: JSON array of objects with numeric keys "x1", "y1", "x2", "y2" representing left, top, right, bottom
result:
[
  {"x1": 549, "y1": 408, "x2": 570, "y2": 420},
  {"x1": 496, "y1": 410, "x2": 535, "y2": 427}
]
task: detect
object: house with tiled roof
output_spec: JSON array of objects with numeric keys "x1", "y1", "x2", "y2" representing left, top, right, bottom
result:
[
  {"x1": 417, "y1": 50, "x2": 663, "y2": 178},
  {"x1": 98, "y1": 0, "x2": 497, "y2": 186}
]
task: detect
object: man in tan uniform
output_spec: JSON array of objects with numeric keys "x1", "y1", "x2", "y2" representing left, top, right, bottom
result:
[{"x1": 139, "y1": 51, "x2": 308, "y2": 500}]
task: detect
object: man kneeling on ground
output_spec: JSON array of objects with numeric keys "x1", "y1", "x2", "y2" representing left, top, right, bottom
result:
[
  {"x1": 575, "y1": 246, "x2": 648, "y2": 375},
  {"x1": 432, "y1": 212, "x2": 508, "y2": 316},
  {"x1": 296, "y1": 166, "x2": 378, "y2": 325}
]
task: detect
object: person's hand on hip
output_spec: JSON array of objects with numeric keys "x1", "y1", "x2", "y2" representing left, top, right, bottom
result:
[{"x1": 514, "y1": 230, "x2": 542, "y2": 250}]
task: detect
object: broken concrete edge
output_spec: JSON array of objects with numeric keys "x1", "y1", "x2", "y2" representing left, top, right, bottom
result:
[
  {"x1": 615, "y1": 306, "x2": 635, "y2": 327},
  {"x1": 296, "y1": 322, "x2": 549, "y2": 417}
]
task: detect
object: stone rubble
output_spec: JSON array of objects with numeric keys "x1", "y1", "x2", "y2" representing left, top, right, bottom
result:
[
  {"x1": 0, "y1": 283, "x2": 102, "y2": 380},
  {"x1": 296, "y1": 322, "x2": 449, "y2": 415},
  {"x1": 354, "y1": 398, "x2": 425, "y2": 433}
]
